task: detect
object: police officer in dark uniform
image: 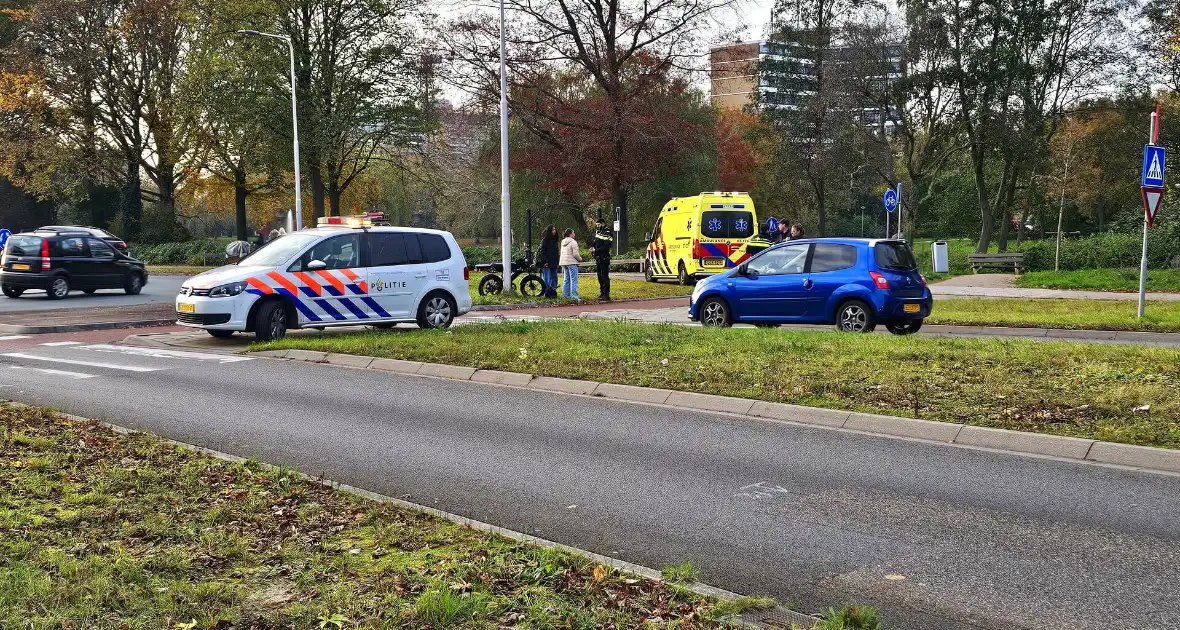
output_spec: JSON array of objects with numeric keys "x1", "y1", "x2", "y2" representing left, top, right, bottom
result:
[{"x1": 590, "y1": 222, "x2": 614, "y2": 301}]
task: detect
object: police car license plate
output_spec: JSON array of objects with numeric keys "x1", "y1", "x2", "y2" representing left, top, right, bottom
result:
[
  {"x1": 11, "y1": 263, "x2": 29, "y2": 271},
  {"x1": 177, "y1": 302, "x2": 195, "y2": 313},
  {"x1": 904, "y1": 303, "x2": 920, "y2": 313}
]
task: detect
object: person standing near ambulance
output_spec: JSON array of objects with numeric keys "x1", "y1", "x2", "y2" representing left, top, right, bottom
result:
[
  {"x1": 559, "y1": 228, "x2": 582, "y2": 300},
  {"x1": 590, "y1": 222, "x2": 613, "y2": 301}
]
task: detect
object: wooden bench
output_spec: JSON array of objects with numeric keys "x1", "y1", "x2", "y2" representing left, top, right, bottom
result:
[{"x1": 968, "y1": 252, "x2": 1025, "y2": 274}]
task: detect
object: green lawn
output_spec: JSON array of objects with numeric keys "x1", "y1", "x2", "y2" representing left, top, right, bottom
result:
[
  {"x1": 0, "y1": 404, "x2": 765, "y2": 628},
  {"x1": 1015, "y1": 268, "x2": 1180, "y2": 293},
  {"x1": 258, "y1": 320, "x2": 1180, "y2": 450},
  {"x1": 930, "y1": 298, "x2": 1180, "y2": 332},
  {"x1": 471, "y1": 272, "x2": 691, "y2": 306}
]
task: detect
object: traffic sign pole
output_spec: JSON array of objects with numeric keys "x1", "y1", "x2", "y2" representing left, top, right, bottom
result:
[
  {"x1": 1139, "y1": 106, "x2": 1163, "y2": 319},
  {"x1": 896, "y1": 183, "x2": 903, "y2": 241}
]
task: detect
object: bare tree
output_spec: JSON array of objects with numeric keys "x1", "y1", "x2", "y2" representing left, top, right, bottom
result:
[{"x1": 443, "y1": 0, "x2": 737, "y2": 246}]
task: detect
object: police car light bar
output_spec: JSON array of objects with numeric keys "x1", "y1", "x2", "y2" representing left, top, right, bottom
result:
[{"x1": 317, "y1": 216, "x2": 372, "y2": 227}]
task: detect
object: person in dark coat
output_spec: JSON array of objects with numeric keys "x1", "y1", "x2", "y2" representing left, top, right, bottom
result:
[
  {"x1": 535, "y1": 225, "x2": 560, "y2": 298},
  {"x1": 771, "y1": 220, "x2": 791, "y2": 243},
  {"x1": 590, "y1": 222, "x2": 614, "y2": 301}
]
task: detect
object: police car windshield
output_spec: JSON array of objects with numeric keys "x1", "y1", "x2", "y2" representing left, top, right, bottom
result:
[{"x1": 239, "y1": 233, "x2": 320, "y2": 267}]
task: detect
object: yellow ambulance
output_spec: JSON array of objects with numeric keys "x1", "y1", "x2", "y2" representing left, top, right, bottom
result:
[{"x1": 643, "y1": 192, "x2": 760, "y2": 284}]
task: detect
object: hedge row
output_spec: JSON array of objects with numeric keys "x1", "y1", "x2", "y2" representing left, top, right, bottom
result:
[
  {"x1": 1021, "y1": 225, "x2": 1180, "y2": 271},
  {"x1": 129, "y1": 238, "x2": 234, "y2": 265}
]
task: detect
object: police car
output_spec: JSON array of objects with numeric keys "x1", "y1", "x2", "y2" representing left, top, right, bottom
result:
[{"x1": 176, "y1": 217, "x2": 472, "y2": 341}]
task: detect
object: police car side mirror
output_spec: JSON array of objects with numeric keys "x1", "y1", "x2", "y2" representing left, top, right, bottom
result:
[
  {"x1": 307, "y1": 259, "x2": 327, "y2": 271},
  {"x1": 644, "y1": 232, "x2": 653, "y2": 242}
]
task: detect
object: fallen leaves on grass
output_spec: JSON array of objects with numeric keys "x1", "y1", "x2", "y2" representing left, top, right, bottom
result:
[{"x1": 0, "y1": 403, "x2": 734, "y2": 629}]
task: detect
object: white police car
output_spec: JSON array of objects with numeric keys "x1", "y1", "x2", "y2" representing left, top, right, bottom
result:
[{"x1": 176, "y1": 219, "x2": 472, "y2": 341}]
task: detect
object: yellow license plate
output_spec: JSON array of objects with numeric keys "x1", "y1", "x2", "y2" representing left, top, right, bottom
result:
[
  {"x1": 904, "y1": 303, "x2": 921, "y2": 313},
  {"x1": 177, "y1": 302, "x2": 195, "y2": 313},
  {"x1": 702, "y1": 258, "x2": 726, "y2": 267},
  {"x1": 11, "y1": 263, "x2": 29, "y2": 271}
]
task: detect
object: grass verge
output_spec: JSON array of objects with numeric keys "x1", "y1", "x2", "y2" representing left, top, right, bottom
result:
[
  {"x1": 929, "y1": 298, "x2": 1180, "y2": 333},
  {"x1": 257, "y1": 320, "x2": 1180, "y2": 449},
  {"x1": 471, "y1": 272, "x2": 691, "y2": 306},
  {"x1": 0, "y1": 403, "x2": 757, "y2": 628},
  {"x1": 1014, "y1": 268, "x2": 1180, "y2": 293}
]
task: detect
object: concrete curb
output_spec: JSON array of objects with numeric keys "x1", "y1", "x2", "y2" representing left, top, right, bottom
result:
[
  {"x1": 470, "y1": 296, "x2": 686, "y2": 313},
  {"x1": 0, "y1": 318, "x2": 177, "y2": 335},
  {"x1": 265, "y1": 350, "x2": 1180, "y2": 476},
  {"x1": 42, "y1": 407, "x2": 812, "y2": 629}
]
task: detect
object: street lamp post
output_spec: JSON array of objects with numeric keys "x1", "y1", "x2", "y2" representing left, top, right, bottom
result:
[
  {"x1": 237, "y1": 29, "x2": 303, "y2": 231},
  {"x1": 497, "y1": 0, "x2": 513, "y2": 293}
]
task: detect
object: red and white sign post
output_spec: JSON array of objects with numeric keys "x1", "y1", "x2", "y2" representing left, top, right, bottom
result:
[{"x1": 1139, "y1": 106, "x2": 1166, "y2": 319}]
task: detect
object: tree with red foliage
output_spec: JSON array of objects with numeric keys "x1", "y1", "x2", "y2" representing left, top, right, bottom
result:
[
  {"x1": 509, "y1": 57, "x2": 706, "y2": 227},
  {"x1": 714, "y1": 108, "x2": 759, "y2": 191},
  {"x1": 444, "y1": 0, "x2": 736, "y2": 245}
]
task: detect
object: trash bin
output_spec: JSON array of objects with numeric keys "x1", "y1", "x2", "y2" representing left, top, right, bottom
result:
[{"x1": 931, "y1": 241, "x2": 949, "y2": 274}]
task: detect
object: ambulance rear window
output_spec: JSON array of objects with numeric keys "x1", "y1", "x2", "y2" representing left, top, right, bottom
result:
[{"x1": 701, "y1": 211, "x2": 755, "y2": 239}]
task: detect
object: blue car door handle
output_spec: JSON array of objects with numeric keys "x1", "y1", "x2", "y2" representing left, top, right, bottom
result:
[{"x1": 803, "y1": 279, "x2": 814, "y2": 289}]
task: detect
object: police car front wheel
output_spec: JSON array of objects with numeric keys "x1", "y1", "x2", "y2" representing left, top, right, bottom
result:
[
  {"x1": 254, "y1": 300, "x2": 290, "y2": 342},
  {"x1": 417, "y1": 293, "x2": 456, "y2": 329}
]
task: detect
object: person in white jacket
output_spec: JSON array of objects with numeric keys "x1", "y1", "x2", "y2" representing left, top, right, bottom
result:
[{"x1": 558, "y1": 228, "x2": 583, "y2": 300}]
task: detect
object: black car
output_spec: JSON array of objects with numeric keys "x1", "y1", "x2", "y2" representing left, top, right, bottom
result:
[
  {"x1": 0, "y1": 230, "x2": 149, "y2": 299},
  {"x1": 37, "y1": 225, "x2": 129, "y2": 254}
]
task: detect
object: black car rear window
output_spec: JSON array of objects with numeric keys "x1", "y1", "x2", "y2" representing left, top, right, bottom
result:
[
  {"x1": 5, "y1": 236, "x2": 42, "y2": 256},
  {"x1": 874, "y1": 241, "x2": 918, "y2": 270}
]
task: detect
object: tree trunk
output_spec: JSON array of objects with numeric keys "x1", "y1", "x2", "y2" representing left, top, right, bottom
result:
[
  {"x1": 120, "y1": 154, "x2": 142, "y2": 241},
  {"x1": 971, "y1": 146, "x2": 993, "y2": 253},
  {"x1": 310, "y1": 165, "x2": 326, "y2": 220},
  {"x1": 997, "y1": 171, "x2": 1017, "y2": 252},
  {"x1": 234, "y1": 168, "x2": 249, "y2": 241},
  {"x1": 328, "y1": 187, "x2": 341, "y2": 217},
  {"x1": 816, "y1": 179, "x2": 827, "y2": 237}
]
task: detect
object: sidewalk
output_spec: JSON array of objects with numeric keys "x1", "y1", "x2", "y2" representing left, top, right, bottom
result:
[
  {"x1": 932, "y1": 274, "x2": 1180, "y2": 301},
  {"x1": 0, "y1": 303, "x2": 177, "y2": 334}
]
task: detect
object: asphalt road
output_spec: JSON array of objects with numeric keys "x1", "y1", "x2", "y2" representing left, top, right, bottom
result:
[
  {"x1": 1, "y1": 340, "x2": 1177, "y2": 629},
  {"x1": 1, "y1": 274, "x2": 186, "y2": 311}
]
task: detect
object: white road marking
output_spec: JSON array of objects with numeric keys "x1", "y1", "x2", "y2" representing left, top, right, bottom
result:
[
  {"x1": 8, "y1": 365, "x2": 97, "y2": 379},
  {"x1": 0, "y1": 335, "x2": 30, "y2": 342},
  {"x1": 40, "y1": 341, "x2": 81, "y2": 346},
  {"x1": 78, "y1": 344, "x2": 253, "y2": 363},
  {"x1": 0, "y1": 353, "x2": 163, "y2": 372}
]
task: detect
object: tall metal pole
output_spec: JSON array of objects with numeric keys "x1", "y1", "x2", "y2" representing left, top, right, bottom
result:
[
  {"x1": 286, "y1": 38, "x2": 303, "y2": 231},
  {"x1": 1138, "y1": 107, "x2": 1159, "y2": 319},
  {"x1": 238, "y1": 30, "x2": 303, "y2": 231},
  {"x1": 498, "y1": 0, "x2": 513, "y2": 293}
]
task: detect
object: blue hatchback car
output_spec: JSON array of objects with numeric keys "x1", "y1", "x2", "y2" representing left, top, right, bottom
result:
[{"x1": 688, "y1": 238, "x2": 933, "y2": 334}]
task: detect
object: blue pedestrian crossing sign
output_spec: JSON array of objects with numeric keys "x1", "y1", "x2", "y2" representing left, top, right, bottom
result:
[
  {"x1": 0, "y1": 229, "x2": 9, "y2": 250},
  {"x1": 765, "y1": 217, "x2": 779, "y2": 233},
  {"x1": 1142, "y1": 145, "x2": 1166, "y2": 188},
  {"x1": 883, "y1": 188, "x2": 898, "y2": 213}
]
